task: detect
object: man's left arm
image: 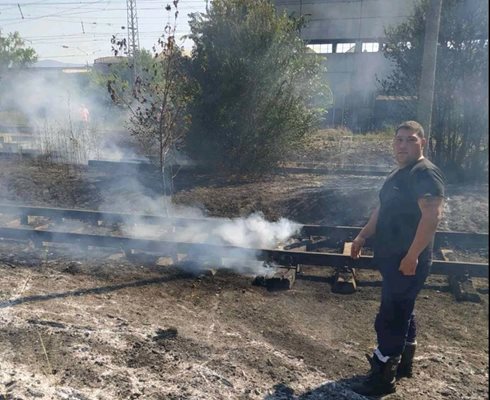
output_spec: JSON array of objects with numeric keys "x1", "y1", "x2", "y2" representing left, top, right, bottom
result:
[{"x1": 399, "y1": 196, "x2": 444, "y2": 276}]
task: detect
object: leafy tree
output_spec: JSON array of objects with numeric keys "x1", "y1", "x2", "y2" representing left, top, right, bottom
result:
[
  {"x1": 0, "y1": 31, "x2": 37, "y2": 74},
  {"x1": 89, "y1": 49, "x2": 155, "y2": 108},
  {"x1": 380, "y1": 0, "x2": 488, "y2": 181},
  {"x1": 127, "y1": 45, "x2": 195, "y2": 196},
  {"x1": 105, "y1": 2, "x2": 196, "y2": 200},
  {"x1": 0, "y1": 31, "x2": 37, "y2": 86},
  {"x1": 186, "y1": 0, "x2": 332, "y2": 174}
]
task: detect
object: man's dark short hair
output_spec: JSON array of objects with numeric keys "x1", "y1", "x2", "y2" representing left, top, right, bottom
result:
[{"x1": 395, "y1": 121, "x2": 425, "y2": 139}]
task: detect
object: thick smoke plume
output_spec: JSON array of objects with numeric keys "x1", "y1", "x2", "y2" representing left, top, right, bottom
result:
[
  {"x1": 0, "y1": 70, "x2": 301, "y2": 277},
  {"x1": 0, "y1": 70, "x2": 137, "y2": 162},
  {"x1": 99, "y1": 178, "x2": 301, "y2": 275}
]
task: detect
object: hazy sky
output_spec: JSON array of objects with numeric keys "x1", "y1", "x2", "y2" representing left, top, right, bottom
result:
[{"x1": 0, "y1": 0, "x2": 207, "y2": 65}]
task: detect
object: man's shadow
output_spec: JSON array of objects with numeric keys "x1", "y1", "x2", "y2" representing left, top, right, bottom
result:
[{"x1": 263, "y1": 377, "x2": 386, "y2": 399}]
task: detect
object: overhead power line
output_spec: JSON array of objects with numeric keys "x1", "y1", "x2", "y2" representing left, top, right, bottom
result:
[
  {"x1": 1, "y1": 0, "x2": 205, "y2": 5},
  {"x1": 17, "y1": 4, "x2": 25, "y2": 19}
]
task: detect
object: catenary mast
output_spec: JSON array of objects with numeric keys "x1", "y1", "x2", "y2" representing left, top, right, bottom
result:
[{"x1": 126, "y1": 0, "x2": 141, "y2": 84}]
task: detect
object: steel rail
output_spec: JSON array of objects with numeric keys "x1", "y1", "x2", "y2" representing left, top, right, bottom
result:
[
  {"x1": 278, "y1": 166, "x2": 388, "y2": 176},
  {"x1": 0, "y1": 204, "x2": 229, "y2": 227},
  {"x1": 300, "y1": 225, "x2": 489, "y2": 250},
  {"x1": 0, "y1": 227, "x2": 487, "y2": 278},
  {"x1": 280, "y1": 161, "x2": 388, "y2": 171},
  {"x1": 86, "y1": 159, "x2": 390, "y2": 177},
  {"x1": 87, "y1": 159, "x2": 391, "y2": 172},
  {"x1": 0, "y1": 204, "x2": 487, "y2": 250}
]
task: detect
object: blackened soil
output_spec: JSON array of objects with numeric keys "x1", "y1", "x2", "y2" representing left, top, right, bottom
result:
[{"x1": 0, "y1": 156, "x2": 488, "y2": 400}]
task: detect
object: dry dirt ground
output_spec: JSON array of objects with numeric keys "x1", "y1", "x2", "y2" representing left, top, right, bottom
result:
[{"x1": 0, "y1": 151, "x2": 488, "y2": 400}]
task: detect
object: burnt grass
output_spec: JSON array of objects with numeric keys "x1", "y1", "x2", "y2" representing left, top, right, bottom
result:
[{"x1": 0, "y1": 143, "x2": 488, "y2": 400}]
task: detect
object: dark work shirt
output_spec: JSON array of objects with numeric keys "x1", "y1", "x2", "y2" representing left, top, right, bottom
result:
[{"x1": 374, "y1": 158, "x2": 445, "y2": 263}]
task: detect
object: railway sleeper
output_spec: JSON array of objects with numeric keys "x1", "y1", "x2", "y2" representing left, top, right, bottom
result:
[
  {"x1": 331, "y1": 242, "x2": 357, "y2": 294},
  {"x1": 441, "y1": 248, "x2": 481, "y2": 303},
  {"x1": 1, "y1": 205, "x2": 488, "y2": 250}
]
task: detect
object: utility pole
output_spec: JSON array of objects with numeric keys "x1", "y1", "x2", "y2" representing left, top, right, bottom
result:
[
  {"x1": 126, "y1": 0, "x2": 141, "y2": 85},
  {"x1": 417, "y1": 0, "x2": 443, "y2": 156}
]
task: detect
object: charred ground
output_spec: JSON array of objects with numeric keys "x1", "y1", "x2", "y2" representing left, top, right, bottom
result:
[{"x1": 0, "y1": 136, "x2": 488, "y2": 400}]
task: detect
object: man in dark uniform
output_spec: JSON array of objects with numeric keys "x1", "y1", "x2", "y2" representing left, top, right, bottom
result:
[{"x1": 350, "y1": 121, "x2": 445, "y2": 396}]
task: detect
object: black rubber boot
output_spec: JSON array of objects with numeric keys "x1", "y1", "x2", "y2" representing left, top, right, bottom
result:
[
  {"x1": 397, "y1": 342, "x2": 416, "y2": 379},
  {"x1": 351, "y1": 354, "x2": 401, "y2": 397}
]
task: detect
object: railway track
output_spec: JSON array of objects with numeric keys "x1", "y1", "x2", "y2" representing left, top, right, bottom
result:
[
  {"x1": 0, "y1": 154, "x2": 391, "y2": 177},
  {"x1": 86, "y1": 159, "x2": 391, "y2": 177},
  {"x1": 0, "y1": 204, "x2": 487, "y2": 279}
]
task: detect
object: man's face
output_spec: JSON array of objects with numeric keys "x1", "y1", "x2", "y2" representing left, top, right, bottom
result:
[{"x1": 393, "y1": 128, "x2": 426, "y2": 167}]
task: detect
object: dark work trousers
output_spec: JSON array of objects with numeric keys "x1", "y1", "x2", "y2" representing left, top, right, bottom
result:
[{"x1": 374, "y1": 256, "x2": 430, "y2": 357}]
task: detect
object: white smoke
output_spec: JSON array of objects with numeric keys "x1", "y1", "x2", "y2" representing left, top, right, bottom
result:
[
  {"x1": 1, "y1": 71, "x2": 301, "y2": 277},
  {"x1": 98, "y1": 177, "x2": 301, "y2": 275},
  {"x1": 0, "y1": 69, "x2": 135, "y2": 163},
  {"x1": 211, "y1": 213, "x2": 300, "y2": 249},
  {"x1": 94, "y1": 140, "x2": 141, "y2": 162}
]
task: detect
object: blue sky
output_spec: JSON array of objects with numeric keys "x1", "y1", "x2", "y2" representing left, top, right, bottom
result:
[{"x1": 0, "y1": 0, "x2": 207, "y2": 65}]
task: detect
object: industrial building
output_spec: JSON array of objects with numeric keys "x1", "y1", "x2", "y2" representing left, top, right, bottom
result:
[{"x1": 273, "y1": 0, "x2": 418, "y2": 131}]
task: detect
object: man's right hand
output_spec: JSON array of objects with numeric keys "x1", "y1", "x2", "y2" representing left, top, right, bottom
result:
[{"x1": 351, "y1": 236, "x2": 366, "y2": 259}]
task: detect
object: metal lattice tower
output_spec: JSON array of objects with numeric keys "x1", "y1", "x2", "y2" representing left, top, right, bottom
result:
[{"x1": 126, "y1": 0, "x2": 141, "y2": 80}]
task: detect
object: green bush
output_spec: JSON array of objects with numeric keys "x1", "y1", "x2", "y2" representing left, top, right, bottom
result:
[{"x1": 186, "y1": 0, "x2": 332, "y2": 174}]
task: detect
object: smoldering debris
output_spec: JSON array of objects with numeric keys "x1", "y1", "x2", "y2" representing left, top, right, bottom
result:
[{"x1": 121, "y1": 209, "x2": 302, "y2": 276}]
